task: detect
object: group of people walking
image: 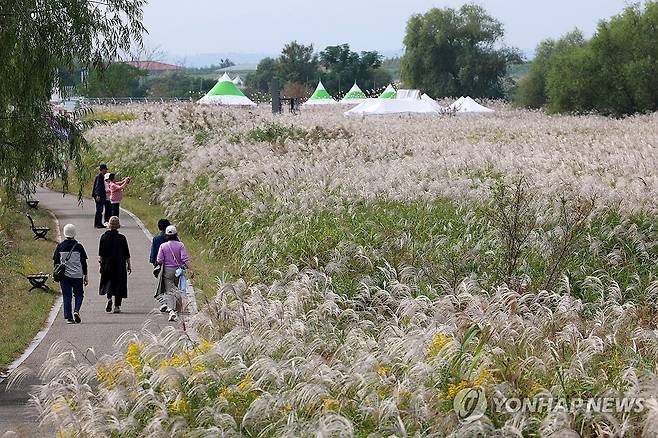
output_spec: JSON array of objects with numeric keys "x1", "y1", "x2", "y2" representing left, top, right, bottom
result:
[{"x1": 52, "y1": 163, "x2": 192, "y2": 324}]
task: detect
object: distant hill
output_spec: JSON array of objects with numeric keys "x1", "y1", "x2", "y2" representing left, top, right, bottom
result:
[{"x1": 167, "y1": 53, "x2": 275, "y2": 68}]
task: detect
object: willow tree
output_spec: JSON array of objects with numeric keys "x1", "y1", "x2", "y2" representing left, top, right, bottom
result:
[
  {"x1": 0, "y1": 0, "x2": 146, "y2": 200},
  {"x1": 401, "y1": 4, "x2": 520, "y2": 98}
]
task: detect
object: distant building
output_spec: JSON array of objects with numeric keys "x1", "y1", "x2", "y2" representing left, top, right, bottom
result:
[{"x1": 124, "y1": 61, "x2": 183, "y2": 73}]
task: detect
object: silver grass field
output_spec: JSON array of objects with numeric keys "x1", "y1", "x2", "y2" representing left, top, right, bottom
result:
[{"x1": 27, "y1": 104, "x2": 658, "y2": 437}]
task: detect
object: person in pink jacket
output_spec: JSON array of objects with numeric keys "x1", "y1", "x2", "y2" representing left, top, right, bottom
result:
[
  {"x1": 155, "y1": 225, "x2": 193, "y2": 321},
  {"x1": 107, "y1": 173, "x2": 131, "y2": 218}
]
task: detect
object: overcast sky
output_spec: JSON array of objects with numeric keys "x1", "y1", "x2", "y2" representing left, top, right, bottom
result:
[{"x1": 143, "y1": 0, "x2": 633, "y2": 57}]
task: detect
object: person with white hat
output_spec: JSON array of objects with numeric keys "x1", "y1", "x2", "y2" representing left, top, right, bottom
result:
[
  {"x1": 52, "y1": 224, "x2": 89, "y2": 323},
  {"x1": 155, "y1": 225, "x2": 192, "y2": 322}
]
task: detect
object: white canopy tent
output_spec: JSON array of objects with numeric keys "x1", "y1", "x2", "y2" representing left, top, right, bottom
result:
[
  {"x1": 339, "y1": 82, "x2": 368, "y2": 105},
  {"x1": 448, "y1": 96, "x2": 494, "y2": 113},
  {"x1": 421, "y1": 94, "x2": 445, "y2": 112},
  {"x1": 345, "y1": 93, "x2": 441, "y2": 116},
  {"x1": 198, "y1": 73, "x2": 256, "y2": 106},
  {"x1": 303, "y1": 80, "x2": 337, "y2": 105}
]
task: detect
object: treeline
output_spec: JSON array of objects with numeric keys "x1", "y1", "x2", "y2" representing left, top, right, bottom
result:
[
  {"x1": 515, "y1": 1, "x2": 657, "y2": 116},
  {"x1": 245, "y1": 42, "x2": 392, "y2": 98}
]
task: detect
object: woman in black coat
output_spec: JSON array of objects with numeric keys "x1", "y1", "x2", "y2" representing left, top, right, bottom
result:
[{"x1": 99, "y1": 216, "x2": 132, "y2": 313}]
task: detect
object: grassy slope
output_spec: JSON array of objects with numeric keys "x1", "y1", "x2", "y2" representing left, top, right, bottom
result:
[{"x1": 0, "y1": 203, "x2": 58, "y2": 371}]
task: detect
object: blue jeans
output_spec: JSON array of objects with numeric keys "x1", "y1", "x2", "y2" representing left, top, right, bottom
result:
[{"x1": 60, "y1": 277, "x2": 84, "y2": 320}]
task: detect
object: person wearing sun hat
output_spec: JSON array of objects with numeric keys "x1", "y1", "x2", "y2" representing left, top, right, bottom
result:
[
  {"x1": 155, "y1": 224, "x2": 192, "y2": 322},
  {"x1": 98, "y1": 216, "x2": 132, "y2": 314},
  {"x1": 53, "y1": 224, "x2": 89, "y2": 323}
]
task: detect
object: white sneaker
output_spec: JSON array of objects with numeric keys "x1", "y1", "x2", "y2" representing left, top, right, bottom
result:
[
  {"x1": 168, "y1": 310, "x2": 177, "y2": 322},
  {"x1": 159, "y1": 304, "x2": 169, "y2": 313}
]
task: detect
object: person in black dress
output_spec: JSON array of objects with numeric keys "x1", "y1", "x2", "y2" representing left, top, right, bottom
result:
[{"x1": 99, "y1": 216, "x2": 132, "y2": 313}]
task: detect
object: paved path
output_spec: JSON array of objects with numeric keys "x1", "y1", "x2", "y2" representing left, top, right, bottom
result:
[{"x1": 0, "y1": 188, "x2": 171, "y2": 436}]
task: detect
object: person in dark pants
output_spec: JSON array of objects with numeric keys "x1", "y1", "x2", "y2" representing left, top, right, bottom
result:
[
  {"x1": 99, "y1": 216, "x2": 131, "y2": 313},
  {"x1": 92, "y1": 164, "x2": 108, "y2": 228},
  {"x1": 103, "y1": 173, "x2": 112, "y2": 225},
  {"x1": 53, "y1": 224, "x2": 88, "y2": 323},
  {"x1": 150, "y1": 219, "x2": 170, "y2": 312}
]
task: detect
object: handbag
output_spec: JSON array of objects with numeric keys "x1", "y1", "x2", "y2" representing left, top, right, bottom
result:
[
  {"x1": 53, "y1": 243, "x2": 77, "y2": 282},
  {"x1": 167, "y1": 243, "x2": 185, "y2": 277}
]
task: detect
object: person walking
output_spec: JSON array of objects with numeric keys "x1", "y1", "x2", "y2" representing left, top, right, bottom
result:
[
  {"x1": 155, "y1": 225, "x2": 192, "y2": 322},
  {"x1": 99, "y1": 216, "x2": 131, "y2": 314},
  {"x1": 150, "y1": 218, "x2": 170, "y2": 312},
  {"x1": 92, "y1": 164, "x2": 108, "y2": 228},
  {"x1": 150, "y1": 219, "x2": 171, "y2": 267},
  {"x1": 103, "y1": 173, "x2": 112, "y2": 226},
  {"x1": 108, "y1": 173, "x2": 131, "y2": 217},
  {"x1": 53, "y1": 224, "x2": 88, "y2": 323}
]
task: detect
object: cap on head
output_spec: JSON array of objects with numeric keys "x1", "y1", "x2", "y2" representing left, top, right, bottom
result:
[
  {"x1": 165, "y1": 225, "x2": 177, "y2": 236},
  {"x1": 63, "y1": 223, "x2": 76, "y2": 238},
  {"x1": 108, "y1": 216, "x2": 120, "y2": 230},
  {"x1": 104, "y1": 173, "x2": 110, "y2": 181},
  {"x1": 99, "y1": 163, "x2": 108, "y2": 171}
]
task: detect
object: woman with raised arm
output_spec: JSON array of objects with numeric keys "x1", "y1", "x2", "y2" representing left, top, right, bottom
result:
[{"x1": 107, "y1": 173, "x2": 131, "y2": 217}]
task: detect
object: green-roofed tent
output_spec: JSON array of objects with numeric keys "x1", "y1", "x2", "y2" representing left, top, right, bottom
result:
[
  {"x1": 198, "y1": 73, "x2": 256, "y2": 106},
  {"x1": 303, "y1": 80, "x2": 336, "y2": 105},
  {"x1": 378, "y1": 84, "x2": 397, "y2": 99},
  {"x1": 339, "y1": 82, "x2": 368, "y2": 105}
]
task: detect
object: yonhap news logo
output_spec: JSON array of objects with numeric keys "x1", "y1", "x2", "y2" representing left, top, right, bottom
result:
[
  {"x1": 453, "y1": 386, "x2": 487, "y2": 422},
  {"x1": 453, "y1": 386, "x2": 647, "y2": 423}
]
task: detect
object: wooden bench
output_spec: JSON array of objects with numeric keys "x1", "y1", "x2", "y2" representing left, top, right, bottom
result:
[{"x1": 27, "y1": 214, "x2": 49, "y2": 240}]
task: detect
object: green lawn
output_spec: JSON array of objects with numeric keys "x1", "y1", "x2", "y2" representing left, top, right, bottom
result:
[{"x1": 0, "y1": 202, "x2": 58, "y2": 371}]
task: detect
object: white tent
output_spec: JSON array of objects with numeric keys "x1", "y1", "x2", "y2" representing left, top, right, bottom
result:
[
  {"x1": 232, "y1": 75, "x2": 245, "y2": 88},
  {"x1": 396, "y1": 89, "x2": 421, "y2": 100},
  {"x1": 448, "y1": 96, "x2": 494, "y2": 113},
  {"x1": 198, "y1": 73, "x2": 256, "y2": 106},
  {"x1": 339, "y1": 82, "x2": 368, "y2": 105},
  {"x1": 344, "y1": 97, "x2": 440, "y2": 116},
  {"x1": 421, "y1": 94, "x2": 445, "y2": 112},
  {"x1": 303, "y1": 80, "x2": 337, "y2": 105}
]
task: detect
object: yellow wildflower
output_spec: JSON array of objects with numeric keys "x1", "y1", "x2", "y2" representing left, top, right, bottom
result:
[
  {"x1": 219, "y1": 386, "x2": 233, "y2": 399},
  {"x1": 168, "y1": 398, "x2": 190, "y2": 415},
  {"x1": 376, "y1": 365, "x2": 390, "y2": 378},
  {"x1": 195, "y1": 338, "x2": 215, "y2": 355},
  {"x1": 96, "y1": 363, "x2": 123, "y2": 388},
  {"x1": 427, "y1": 334, "x2": 452, "y2": 358},
  {"x1": 125, "y1": 342, "x2": 143, "y2": 371},
  {"x1": 282, "y1": 403, "x2": 293, "y2": 414},
  {"x1": 473, "y1": 368, "x2": 494, "y2": 386},
  {"x1": 323, "y1": 398, "x2": 339, "y2": 411},
  {"x1": 237, "y1": 373, "x2": 254, "y2": 391},
  {"x1": 447, "y1": 380, "x2": 469, "y2": 399}
]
